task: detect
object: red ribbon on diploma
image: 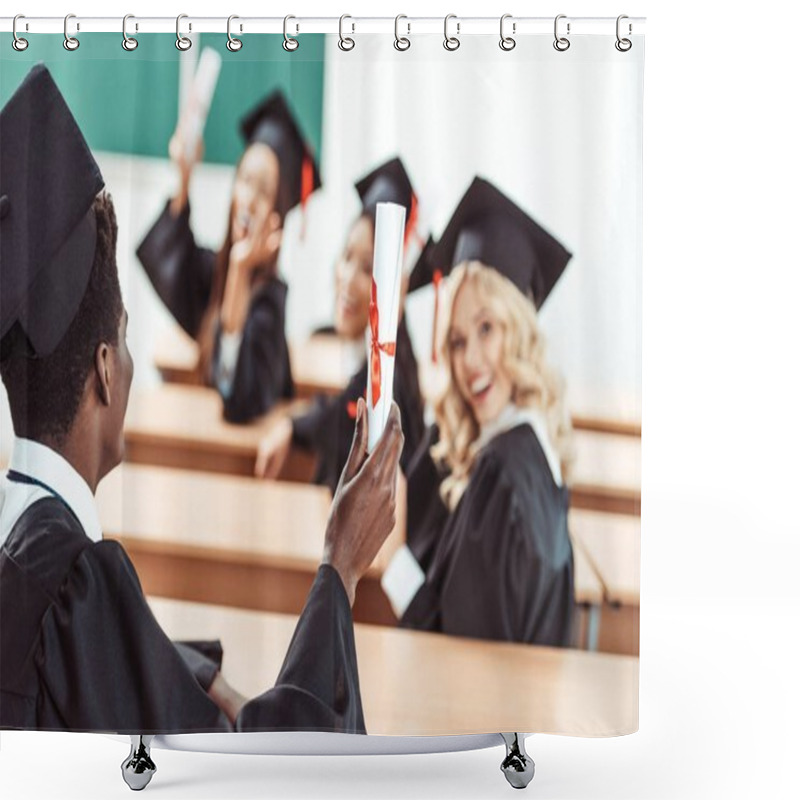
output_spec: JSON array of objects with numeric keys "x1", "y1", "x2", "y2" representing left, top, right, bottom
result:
[{"x1": 369, "y1": 278, "x2": 396, "y2": 408}]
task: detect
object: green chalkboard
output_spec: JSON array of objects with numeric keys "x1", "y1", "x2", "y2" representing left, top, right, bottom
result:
[
  {"x1": 198, "y1": 34, "x2": 326, "y2": 167},
  {"x1": 1, "y1": 33, "x2": 325, "y2": 167}
]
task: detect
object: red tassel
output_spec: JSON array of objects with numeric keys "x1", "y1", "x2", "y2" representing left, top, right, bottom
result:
[{"x1": 300, "y1": 152, "x2": 314, "y2": 240}]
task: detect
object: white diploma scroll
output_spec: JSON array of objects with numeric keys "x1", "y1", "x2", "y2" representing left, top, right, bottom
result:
[
  {"x1": 177, "y1": 47, "x2": 222, "y2": 161},
  {"x1": 366, "y1": 202, "x2": 406, "y2": 453}
]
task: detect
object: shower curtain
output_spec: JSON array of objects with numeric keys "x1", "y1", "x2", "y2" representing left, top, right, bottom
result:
[{"x1": 0, "y1": 18, "x2": 643, "y2": 779}]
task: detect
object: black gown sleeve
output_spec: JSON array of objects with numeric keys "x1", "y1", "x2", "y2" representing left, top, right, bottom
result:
[
  {"x1": 135, "y1": 200, "x2": 216, "y2": 339},
  {"x1": 37, "y1": 540, "x2": 230, "y2": 734},
  {"x1": 4, "y1": 502, "x2": 366, "y2": 734},
  {"x1": 402, "y1": 435, "x2": 575, "y2": 646},
  {"x1": 393, "y1": 320, "x2": 426, "y2": 475},
  {"x1": 290, "y1": 393, "x2": 340, "y2": 453},
  {"x1": 235, "y1": 564, "x2": 365, "y2": 734},
  {"x1": 212, "y1": 277, "x2": 295, "y2": 425},
  {"x1": 290, "y1": 367, "x2": 366, "y2": 493},
  {"x1": 172, "y1": 640, "x2": 223, "y2": 692},
  {"x1": 39, "y1": 550, "x2": 364, "y2": 733},
  {"x1": 404, "y1": 424, "x2": 450, "y2": 571}
]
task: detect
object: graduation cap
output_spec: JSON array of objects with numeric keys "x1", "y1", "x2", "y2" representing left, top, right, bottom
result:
[
  {"x1": 356, "y1": 157, "x2": 415, "y2": 220},
  {"x1": 0, "y1": 64, "x2": 105, "y2": 360},
  {"x1": 239, "y1": 90, "x2": 321, "y2": 221},
  {"x1": 428, "y1": 177, "x2": 572, "y2": 309},
  {"x1": 407, "y1": 236, "x2": 437, "y2": 293},
  {"x1": 356, "y1": 156, "x2": 429, "y2": 272}
]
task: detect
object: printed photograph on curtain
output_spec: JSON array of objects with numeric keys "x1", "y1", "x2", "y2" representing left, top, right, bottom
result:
[{"x1": 0, "y1": 31, "x2": 642, "y2": 739}]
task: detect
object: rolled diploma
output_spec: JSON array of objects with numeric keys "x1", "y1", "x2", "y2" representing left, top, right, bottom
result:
[
  {"x1": 366, "y1": 202, "x2": 406, "y2": 453},
  {"x1": 180, "y1": 47, "x2": 222, "y2": 159}
]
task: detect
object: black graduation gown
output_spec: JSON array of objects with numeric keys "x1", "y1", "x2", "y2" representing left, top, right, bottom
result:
[
  {"x1": 290, "y1": 320, "x2": 426, "y2": 493},
  {"x1": 401, "y1": 424, "x2": 575, "y2": 647},
  {"x1": 136, "y1": 200, "x2": 215, "y2": 340},
  {"x1": 212, "y1": 276, "x2": 294, "y2": 425},
  {"x1": 0, "y1": 497, "x2": 365, "y2": 734}
]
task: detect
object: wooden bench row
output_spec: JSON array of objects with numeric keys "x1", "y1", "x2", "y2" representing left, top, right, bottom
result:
[
  {"x1": 97, "y1": 463, "x2": 639, "y2": 653},
  {"x1": 155, "y1": 326, "x2": 642, "y2": 438},
  {"x1": 150, "y1": 595, "x2": 639, "y2": 737},
  {"x1": 124, "y1": 383, "x2": 642, "y2": 517}
]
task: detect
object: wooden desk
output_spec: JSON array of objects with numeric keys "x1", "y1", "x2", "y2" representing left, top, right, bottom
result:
[
  {"x1": 149, "y1": 595, "x2": 639, "y2": 736},
  {"x1": 97, "y1": 463, "x2": 394, "y2": 626},
  {"x1": 570, "y1": 512, "x2": 641, "y2": 607},
  {"x1": 125, "y1": 384, "x2": 640, "y2": 515},
  {"x1": 157, "y1": 327, "x2": 642, "y2": 438},
  {"x1": 154, "y1": 327, "x2": 351, "y2": 398},
  {"x1": 124, "y1": 384, "x2": 316, "y2": 480},
  {"x1": 570, "y1": 430, "x2": 641, "y2": 516},
  {"x1": 570, "y1": 511, "x2": 641, "y2": 656},
  {"x1": 97, "y1": 463, "x2": 602, "y2": 633}
]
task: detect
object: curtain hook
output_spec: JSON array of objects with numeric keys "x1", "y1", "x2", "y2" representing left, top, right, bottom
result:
[
  {"x1": 12, "y1": 14, "x2": 29, "y2": 52},
  {"x1": 339, "y1": 15, "x2": 355, "y2": 51},
  {"x1": 499, "y1": 14, "x2": 516, "y2": 51},
  {"x1": 394, "y1": 15, "x2": 410, "y2": 51},
  {"x1": 227, "y1": 15, "x2": 243, "y2": 51},
  {"x1": 176, "y1": 14, "x2": 192, "y2": 51},
  {"x1": 283, "y1": 15, "x2": 299, "y2": 51},
  {"x1": 553, "y1": 14, "x2": 570, "y2": 52},
  {"x1": 122, "y1": 14, "x2": 138, "y2": 51},
  {"x1": 63, "y1": 13, "x2": 79, "y2": 51},
  {"x1": 443, "y1": 14, "x2": 460, "y2": 51},
  {"x1": 615, "y1": 15, "x2": 632, "y2": 52}
]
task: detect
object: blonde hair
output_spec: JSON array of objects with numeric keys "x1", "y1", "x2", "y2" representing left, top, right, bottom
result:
[{"x1": 432, "y1": 261, "x2": 574, "y2": 509}]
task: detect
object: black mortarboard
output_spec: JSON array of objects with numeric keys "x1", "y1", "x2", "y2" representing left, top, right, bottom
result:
[
  {"x1": 239, "y1": 90, "x2": 321, "y2": 220},
  {"x1": 407, "y1": 236, "x2": 437, "y2": 293},
  {"x1": 355, "y1": 157, "x2": 414, "y2": 221},
  {"x1": 0, "y1": 64, "x2": 104, "y2": 359},
  {"x1": 428, "y1": 177, "x2": 572, "y2": 309}
]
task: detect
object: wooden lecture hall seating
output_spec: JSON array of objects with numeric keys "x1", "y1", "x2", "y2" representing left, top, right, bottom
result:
[
  {"x1": 97, "y1": 463, "x2": 638, "y2": 652},
  {"x1": 150, "y1": 594, "x2": 639, "y2": 736},
  {"x1": 124, "y1": 384, "x2": 642, "y2": 516}
]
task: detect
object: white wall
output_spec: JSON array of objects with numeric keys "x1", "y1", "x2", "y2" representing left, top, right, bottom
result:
[
  {"x1": 320, "y1": 34, "x2": 643, "y2": 422},
  {"x1": 1, "y1": 34, "x2": 643, "y2": 462}
]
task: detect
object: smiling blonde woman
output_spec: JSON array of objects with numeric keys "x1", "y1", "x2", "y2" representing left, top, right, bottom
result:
[
  {"x1": 381, "y1": 177, "x2": 576, "y2": 646},
  {"x1": 433, "y1": 260, "x2": 574, "y2": 511}
]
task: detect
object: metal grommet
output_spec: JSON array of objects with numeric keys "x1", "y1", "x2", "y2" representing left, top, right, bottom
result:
[
  {"x1": 499, "y1": 14, "x2": 516, "y2": 51},
  {"x1": 553, "y1": 14, "x2": 570, "y2": 52},
  {"x1": 283, "y1": 15, "x2": 299, "y2": 52},
  {"x1": 615, "y1": 14, "x2": 632, "y2": 52},
  {"x1": 394, "y1": 15, "x2": 410, "y2": 51},
  {"x1": 176, "y1": 14, "x2": 192, "y2": 51},
  {"x1": 338, "y1": 15, "x2": 355, "y2": 51},
  {"x1": 227, "y1": 15, "x2": 242, "y2": 52},
  {"x1": 443, "y1": 14, "x2": 460, "y2": 51},
  {"x1": 122, "y1": 14, "x2": 138, "y2": 51},
  {"x1": 63, "y1": 13, "x2": 79, "y2": 51},
  {"x1": 12, "y1": 15, "x2": 29, "y2": 52}
]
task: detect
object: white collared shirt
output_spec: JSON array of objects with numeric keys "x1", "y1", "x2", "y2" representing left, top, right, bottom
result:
[{"x1": 0, "y1": 437, "x2": 102, "y2": 548}]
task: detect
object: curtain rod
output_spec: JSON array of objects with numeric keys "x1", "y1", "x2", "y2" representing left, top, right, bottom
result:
[{"x1": 0, "y1": 16, "x2": 646, "y2": 37}]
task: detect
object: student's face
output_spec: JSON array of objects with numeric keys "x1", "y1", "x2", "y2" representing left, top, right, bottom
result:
[
  {"x1": 231, "y1": 143, "x2": 280, "y2": 243},
  {"x1": 334, "y1": 216, "x2": 374, "y2": 339},
  {"x1": 448, "y1": 276, "x2": 513, "y2": 427},
  {"x1": 107, "y1": 309, "x2": 134, "y2": 468}
]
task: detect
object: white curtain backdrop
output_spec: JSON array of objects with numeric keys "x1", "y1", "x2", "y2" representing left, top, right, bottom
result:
[
  {"x1": 0, "y1": 33, "x2": 643, "y2": 460},
  {"x1": 308, "y1": 33, "x2": 644, "y2": 422}
]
